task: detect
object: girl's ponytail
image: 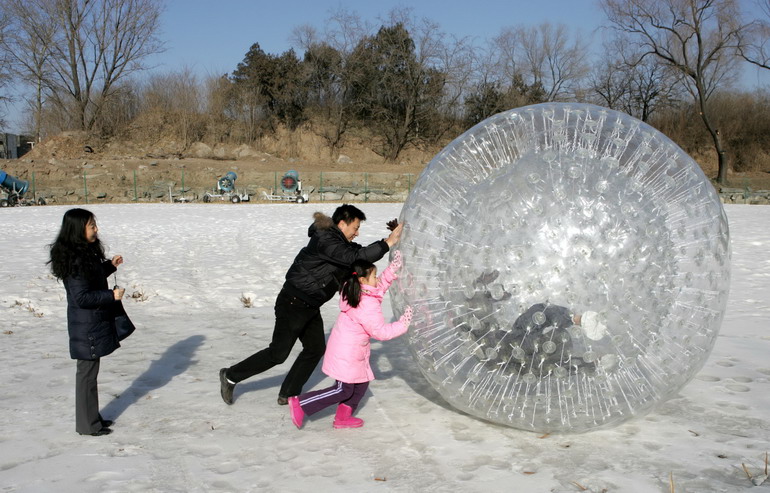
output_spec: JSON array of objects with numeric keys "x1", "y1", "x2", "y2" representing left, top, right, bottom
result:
[{"x1": 340, "y1": 259, "x2": 376, "y2": 308}]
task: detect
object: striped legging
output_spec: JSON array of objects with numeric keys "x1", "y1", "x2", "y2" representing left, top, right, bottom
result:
[{"x1": 297, "y1": 380, "x2": 369, "y2": 416}]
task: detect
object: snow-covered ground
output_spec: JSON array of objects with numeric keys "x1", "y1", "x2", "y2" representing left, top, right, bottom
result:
[{"x1": 1, "y1": 203, "x2": 768, "y2": 492}]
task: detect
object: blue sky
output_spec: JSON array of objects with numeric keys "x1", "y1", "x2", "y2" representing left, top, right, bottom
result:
[
  {"x1": 3, "y1": 0, "x2": 768, "y2": 133},
  {"x1": 148, "y1": 0, "x2": 609, "y2": 77}
]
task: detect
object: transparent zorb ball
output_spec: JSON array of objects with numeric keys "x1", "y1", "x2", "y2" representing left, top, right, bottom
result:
[{"x1": 390, "y1": 103, "x2": 730, "y2": 433}]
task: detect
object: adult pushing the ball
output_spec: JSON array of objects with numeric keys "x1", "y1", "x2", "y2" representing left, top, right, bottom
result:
[{"x1": 220, "y1": 204, "x2": 402, "y2": 405}]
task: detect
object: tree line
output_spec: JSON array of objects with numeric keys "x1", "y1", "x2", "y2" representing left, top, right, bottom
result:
[{"x1": 1, "y1": 0, "x2": 769, "y2": 184}]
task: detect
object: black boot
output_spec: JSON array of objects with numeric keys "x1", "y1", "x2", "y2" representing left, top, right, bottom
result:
[
  {"x1": 98, "y1": 414, "x2": 113, "y2": 428},
  {"x1": 79, "y1": 427, "x2": 112, "y2": 436},
  {"x1": 219, "y1": 368, "x2": 235, "y2": 405}
]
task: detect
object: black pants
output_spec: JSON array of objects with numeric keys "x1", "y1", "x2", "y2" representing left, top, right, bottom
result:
[
  {"x1": 75, "y1": 358, "x2": 101, "y2": 434},
  {"x1": 226, "y1": 289, "x2": 326, "y2": 397}
]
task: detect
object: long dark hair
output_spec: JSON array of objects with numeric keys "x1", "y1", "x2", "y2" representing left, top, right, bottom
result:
[
  {"x1": 340, "y1": 259, "x2": 376, "y2": 308},
  {"x1": 48, "y1": 208, "x2": 106, "y2": 280}
]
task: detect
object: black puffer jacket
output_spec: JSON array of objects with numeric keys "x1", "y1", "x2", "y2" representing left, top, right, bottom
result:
[
  {"x1": 283, "y1": 212, "x2": 389, "y2": 307},
  {"x1": 64, "y1": 258, "x2": 120, "y2": 360}
]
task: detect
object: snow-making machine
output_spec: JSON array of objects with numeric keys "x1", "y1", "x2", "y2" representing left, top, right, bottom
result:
[
  {"x1": 202, "y1": 171, "x2": 251, "y2": 203},
  {"x1": 1, "y1": 169, "x2": 44, "y2": 207},
  {"x1": 262, "y1": 170, "x2": 309, "y2": 203}
]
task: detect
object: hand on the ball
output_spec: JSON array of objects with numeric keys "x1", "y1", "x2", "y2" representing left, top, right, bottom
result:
[
  {"x1": 391, "y1": 250, "x2": 403, "y2": 271},
  {"x1": 385, "y1": 223, "x2": 403, "y2": 248},
  {"x1": 400, "y1": 306, "x2": 413, "y2": 328}
]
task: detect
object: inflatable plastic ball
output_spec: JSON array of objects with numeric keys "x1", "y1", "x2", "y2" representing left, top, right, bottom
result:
[{"x1": 390, "y1": 103, "x2": 730, "y2": 433}]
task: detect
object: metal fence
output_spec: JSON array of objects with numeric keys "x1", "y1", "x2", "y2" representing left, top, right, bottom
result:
[{"x1": 20, "y1": 169, "x2": 418, "y2": 205}]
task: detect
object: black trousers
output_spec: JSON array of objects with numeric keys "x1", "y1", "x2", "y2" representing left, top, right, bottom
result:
[
  {"x1": 75, "y1": 358, "x2": 101, "y2": 434},
  {"x1": 227, "y1": 288, "x2": 326, "y2": 397}
]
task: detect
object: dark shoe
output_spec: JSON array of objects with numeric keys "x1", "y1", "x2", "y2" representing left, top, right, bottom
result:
[
  {"x1": 220, "y1": 368, "x2": 235, "y2": 405},
  {"x1": 79, "y1": 427, "x2": 112, "y2": 436},
  {"x1": 101, "y1": 419, "x2": 114, "y2": 428},
  {"x1": 475, "y1": 270, "x2": 500, "y2": 285},
  {"x1": 277, "y1": 395, "x2": 289, "y2": 406}
]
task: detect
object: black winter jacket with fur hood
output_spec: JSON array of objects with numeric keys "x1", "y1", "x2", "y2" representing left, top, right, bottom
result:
[{"x1": 283, "y1": 212, "x2": 389, "y2": 307}]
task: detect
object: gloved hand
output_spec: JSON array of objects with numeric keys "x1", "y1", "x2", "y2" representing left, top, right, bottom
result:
[
  {"x1": 390, "y1": 250, "x2": 403, "y2": 271},
  {"x1": 400, "y1": 305, "x2": 413, "y2": 328}
]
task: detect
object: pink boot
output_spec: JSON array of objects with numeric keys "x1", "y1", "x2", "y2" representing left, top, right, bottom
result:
[
  {"x1": 288, "y1": 396, "x2": 304, "y2": 429},
  {"x1": 333, "y1": 403, "x2": 364, "y2": 429}
]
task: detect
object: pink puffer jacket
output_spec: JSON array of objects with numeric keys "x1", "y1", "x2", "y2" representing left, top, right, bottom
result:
[{"x1": 322, "y1": 261, "x2": 408, "y2": 384}]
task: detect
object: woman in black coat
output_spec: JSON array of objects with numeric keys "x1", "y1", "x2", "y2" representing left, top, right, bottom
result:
[{"x1": 49, "y1": 208, "x2": 125, "y2": 436}]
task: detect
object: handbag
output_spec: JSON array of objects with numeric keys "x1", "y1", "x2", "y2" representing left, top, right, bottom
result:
[{"x1": 114, "y1": 300, "x2": 136, "y2": 341}]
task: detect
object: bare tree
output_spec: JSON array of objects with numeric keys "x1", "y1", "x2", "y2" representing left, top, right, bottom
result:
[
  {"x1": 590, "y1": 38, "x2": 682, "y2": 121},
  {"x1": 601, "y1": 0, "x2": 751, "y2": 185},
  {"x1": 0, "y1": 5, "x2": 13, "y2": 126},
  {"x1": 148, "y1": 69, "x2": 203, "y2": 146},
  {"x1": 464, "y1": 40, "x2": 543, "y2": 124},
  {"x1": 93, "y1": 80, "x2": 139, "y2": 137},
  {"x1": 291, "y1": 9, "x2": 372, "y2": 157},
  {"x1": 290, "y1": 24, "x2": 319, "y2": 52},
  {"x1": 203, "y1": 74, "x2": 237, "y2": 144},
  {"x1": 589, "y1": 55, "x2": 632, "y2": 110},
  {"x1": 491, "y1": 27, "x2": 518, "y2": 89},
  {"x1": 386, "y1": 8, "x2": 474, "y2": 144},
  {"x1": 494, "y1": 23, "x2": 590, "y2": 102},
  {"x1": 0, "y1": 0, "x2": 58, "y2": 140},
  {"x1": 424, "y1": 31, "x2": 475, "y2": 141},
  {"x1": 625, "y1": 55, "x2": 684, "y2": 121},
  {"x1": 301, "y1": 41, "x2": 348, "y2": 154},
  {"x1": 3, "y1": 0, "x2": 164, "y2": 134},
  {"x1": 323, "y1": 7, "x2": 372, "y2": 55},
  {"x1": 737, "y1": 0, "x2": 770, "y2": 70}
]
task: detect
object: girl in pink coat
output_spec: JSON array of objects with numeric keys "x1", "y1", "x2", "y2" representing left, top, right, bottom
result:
[{"x1": 288, "y1": 250, "x2": 413, "y2": 429}]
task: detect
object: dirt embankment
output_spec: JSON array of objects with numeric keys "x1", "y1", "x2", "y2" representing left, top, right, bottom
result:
[
  {"x1": 3, "y1": 131, "x2": 769, "y2": 205},
  {"x1": 2, "y1": 132, "x2": 432, "y2": 204}
]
